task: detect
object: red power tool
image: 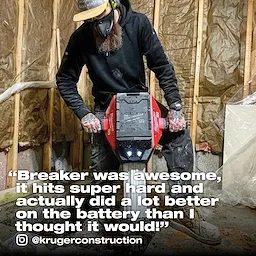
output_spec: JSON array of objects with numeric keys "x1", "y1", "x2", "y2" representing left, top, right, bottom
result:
[{"x1": 102, "y1": 92, "x2": 168, "y2": 163}]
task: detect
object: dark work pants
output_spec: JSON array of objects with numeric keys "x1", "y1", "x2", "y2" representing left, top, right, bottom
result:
[{"x1": 90, "y1": 109, "x2": 194, "y2": 199}]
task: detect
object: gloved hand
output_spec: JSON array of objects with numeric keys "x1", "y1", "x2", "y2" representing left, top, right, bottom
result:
[
  {"x1": 167, "y1": 102, "x2": 186, "y2": 132},
  {"x1": 81, "y1": 113, "x2": 101, "y2": 133}
]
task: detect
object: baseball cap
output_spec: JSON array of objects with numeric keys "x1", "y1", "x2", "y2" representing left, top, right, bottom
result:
[{"x1": 74, "y1": 0, "x2": 109, "y2": 22}]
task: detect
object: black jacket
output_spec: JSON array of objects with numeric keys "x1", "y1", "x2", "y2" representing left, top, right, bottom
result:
[{"x1": 56, "y1": 0, "x2": 181, "y2": 120}]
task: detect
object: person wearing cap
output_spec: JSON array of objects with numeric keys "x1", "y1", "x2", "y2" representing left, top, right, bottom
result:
[{"x1": 56, "y1": 0, "x2": 221, "y2": 245}]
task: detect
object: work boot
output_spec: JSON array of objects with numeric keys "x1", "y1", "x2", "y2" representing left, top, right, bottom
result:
[{"x1": 170, "y1": 205, "x2": 221, "y2": 245}]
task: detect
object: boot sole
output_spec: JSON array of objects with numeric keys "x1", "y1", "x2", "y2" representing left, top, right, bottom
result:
[{"x1": 169, "y1": 220, "x2": 222, "y2": 245}]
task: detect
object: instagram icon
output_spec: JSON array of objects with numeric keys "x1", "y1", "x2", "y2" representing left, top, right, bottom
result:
[{"x1": 16, "y1": 234, "x2": 28, "y2": 247}]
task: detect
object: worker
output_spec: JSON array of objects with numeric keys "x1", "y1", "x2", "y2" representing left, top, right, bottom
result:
[{"x1": 56, "y1": 0, "x2": 221, "y2": 245}]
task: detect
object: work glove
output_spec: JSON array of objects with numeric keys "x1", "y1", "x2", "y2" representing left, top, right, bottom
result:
[
  {"x1": 81, "y1": 113, "x2": 101, "y2": 133},
  {"x1": 167, "y1": 102, "x2": 186, "y2": 132}
]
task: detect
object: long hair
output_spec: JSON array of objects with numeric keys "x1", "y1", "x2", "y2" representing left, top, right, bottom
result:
[{"x1": 93, "y1": 21, "x2": 123, "y2": 53}]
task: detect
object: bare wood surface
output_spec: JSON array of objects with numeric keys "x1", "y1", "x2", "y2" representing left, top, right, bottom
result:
[
  {"x1": 57, "y1": 27, "x2": 66, "y2": 135},
  {"x1": 188, "y1": 0, "x2": 199, "y2": 127},
  {"x1": 191, "y1": 0, "x2": 204, "y2": 146},
  {"x1": 243, "y1": 0, "x2": 254, "y2": 97},
  {"x1": 148, "y1": 0, "x2": 161, "y2": 173},
  {"x1": 149, "y1": 0, "x2": 161, "y2": 97},
  {"x1": 6, "y1": 0, "x2": 25, "y2": 188},
  {"x1": 43, "y1": 0, "x2": 59, "y2": 172}
]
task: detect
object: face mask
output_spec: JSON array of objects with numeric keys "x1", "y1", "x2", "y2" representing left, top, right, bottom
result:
[{"x1": 94, "y1": 9, "x2": 114, "y2": 38}]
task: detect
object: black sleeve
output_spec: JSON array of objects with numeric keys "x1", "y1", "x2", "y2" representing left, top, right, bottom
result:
[
  {"x1": 139, "y1": 14, "x2": 182, "y2": 107},
  {"x1": 56, "y1": 35, "x2": 91, "y2": 120}
]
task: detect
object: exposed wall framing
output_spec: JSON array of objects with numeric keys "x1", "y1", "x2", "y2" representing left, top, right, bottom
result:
[
  {"x1": 251, "y1": 0, "x2": 256, "y2": 91},
  {"x1": 43, "y1": 0, "x2": 59, "y2": 172},
  {"x1": 2, "y1": 0, "x2": 82, "y2": 189},
  {"x1": 191, "y1": 0, "x2": 204, "y2": 146},
  {"x1": 149, "y1": 0, "x2": 161, "y2": 96},
  {"x1": 244, "y1": 0, "x2": 254, "y2": 96},
  {"x1": 0, "y1": 0, "x2": 255, "y2": 192},
  {"x1": 6, "y1": 0, "x2": 25, "y2": 188}
]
